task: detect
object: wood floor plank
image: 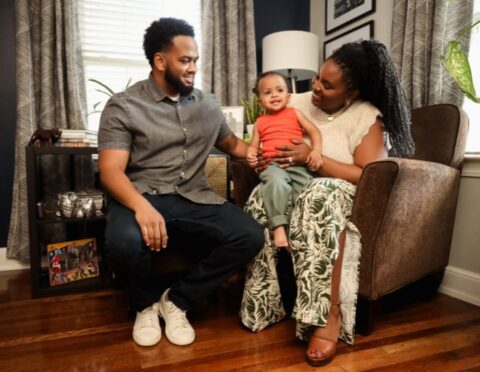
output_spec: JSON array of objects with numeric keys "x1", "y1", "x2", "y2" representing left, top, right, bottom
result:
[
  {"x1": 0, "y1": 270, "x2": 479, "y2": 371},
  {"x1": 331, "y1": 324, "x2": 480, "y2": 371},
  {"x1": 366, "y1": 344, "x2": 480, "y2": 372}
]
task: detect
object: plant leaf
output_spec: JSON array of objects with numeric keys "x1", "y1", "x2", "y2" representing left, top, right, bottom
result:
[
  {"x1": 241, "y1": 95, "x2": 265, "y2": 124},
  {"x1": 87, "y1": 110, "x2": 102, "y2": 116},
  {"x1": 442, "y1": 40, "x2": 480, "y2": 103},
  {"x1": 95, "y1": 88, "x2": 115, "y2": 97},
  {"x1": 89, "y1": 78, "x2": 115, "y2": 96},
  {"x1": 125, "y1": 78, "x2": 132, "y2": 90}
]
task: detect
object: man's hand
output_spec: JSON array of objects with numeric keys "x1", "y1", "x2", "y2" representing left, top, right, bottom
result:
[{"x1": 135, "y1": 202, "x2": 168, "y2": 252}]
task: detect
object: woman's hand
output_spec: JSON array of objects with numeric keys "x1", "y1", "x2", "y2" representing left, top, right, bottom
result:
[{"x1": 275, "y1": 138, "x2": 311, "y2": 168}]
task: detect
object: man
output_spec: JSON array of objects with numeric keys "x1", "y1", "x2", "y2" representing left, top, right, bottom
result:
[{"x1": 98, "y1": 18, "x2": 264, "y2": 347}]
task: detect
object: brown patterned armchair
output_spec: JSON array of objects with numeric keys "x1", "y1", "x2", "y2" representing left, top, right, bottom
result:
[{"x1": 230, "y1": 103, "x2": 469, "y2": 335}]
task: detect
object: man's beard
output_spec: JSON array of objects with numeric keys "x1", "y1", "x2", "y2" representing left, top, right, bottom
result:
[{"x1": 165, "y1": 67, "x2": 194, "y2": 96}]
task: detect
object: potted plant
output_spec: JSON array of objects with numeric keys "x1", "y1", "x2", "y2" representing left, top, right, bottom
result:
[
  {"x1": 88, "y1": 78, "x2": 132, "y2": 115},
  {"x1": 442, "y1": 18, "x2": 480, "y2": 103},
  {"x1": 240, "y1": 94, "x2": 265, "y2": 142}
]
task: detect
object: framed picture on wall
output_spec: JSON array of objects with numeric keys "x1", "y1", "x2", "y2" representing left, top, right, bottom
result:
[
  {"x1": 325, "y1": 0, "x2": 376, "y2": 35},
  {"x1": 324, "y1": 21, "x2": 374, "y2": 60},
  {"x1": 221, "y1": 106, "x2": 245, "y2": 139}
]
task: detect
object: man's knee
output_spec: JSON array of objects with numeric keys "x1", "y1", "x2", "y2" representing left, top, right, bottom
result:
[
  {"x1": 241, "y1": 218, "x2": 265, "y2": 259},
  {"x1": 106, "y1": 223, "x2": 144, "y2": 267}
]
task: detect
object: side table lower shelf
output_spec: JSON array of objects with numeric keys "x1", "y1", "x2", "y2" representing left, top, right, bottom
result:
[{"x1": 34, "y1": 266, "x2": 112, "y2": 298}]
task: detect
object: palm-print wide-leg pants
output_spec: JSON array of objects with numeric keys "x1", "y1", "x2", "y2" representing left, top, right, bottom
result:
[{"x1": 240, "y1": 177, "x2": 362, "y2": 345}]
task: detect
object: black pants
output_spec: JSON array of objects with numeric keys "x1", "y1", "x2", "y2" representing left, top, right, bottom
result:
[{"x1": 105, "y1": 194, "x2": 264, "y2": 312}]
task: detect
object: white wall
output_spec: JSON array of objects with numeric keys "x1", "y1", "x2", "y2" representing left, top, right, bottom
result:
[
  {"x1": 440, "y1": 160, "x2": 480, "y2": 306},
  {"x1": 310, "y1": 0, "x2": 480, "y2": 306}
]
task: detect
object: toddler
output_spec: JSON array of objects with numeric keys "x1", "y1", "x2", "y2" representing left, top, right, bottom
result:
[{"x1": 247, "y1": 71, "x2": 323, "y2": 248}]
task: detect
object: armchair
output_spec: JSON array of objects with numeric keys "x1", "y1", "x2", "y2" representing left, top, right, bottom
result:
[{"x1": 230, "y1": 103, "x2": 469, "y2": 335}]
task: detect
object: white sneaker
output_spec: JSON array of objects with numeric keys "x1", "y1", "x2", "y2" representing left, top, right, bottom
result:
[
  {"x1": 132, "y1": 304, "x2": 162, "y2": 346},
  {"x1": 157, "y1": 289, "x2": 195, "y2": 345}
]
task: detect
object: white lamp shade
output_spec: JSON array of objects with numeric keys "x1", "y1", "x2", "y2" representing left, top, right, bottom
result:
[{"x1": 262, "y1": 31, "x2": 319, "y2": 81}]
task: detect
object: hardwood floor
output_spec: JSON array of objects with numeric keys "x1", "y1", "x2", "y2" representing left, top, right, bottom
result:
[{"x1": 0, "y1": 270, "x2": 479, "y2": 371}]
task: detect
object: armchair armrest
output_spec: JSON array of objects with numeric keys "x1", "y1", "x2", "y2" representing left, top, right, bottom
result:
[
  {"x1": 230, "y1": 158, "x2": 259, "y2": 208},
  {"x1": 352, "y1": 158, "x2": 461, "y2": 300}
]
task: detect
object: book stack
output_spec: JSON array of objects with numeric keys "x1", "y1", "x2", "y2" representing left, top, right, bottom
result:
[{"x1": 56, "y1": 129, "x2": 98, "y2": 147}]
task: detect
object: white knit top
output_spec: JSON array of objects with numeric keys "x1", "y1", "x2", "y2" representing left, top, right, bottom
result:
[{"x1": 288, "y1": 92, "x2": 381, "y2": 165}]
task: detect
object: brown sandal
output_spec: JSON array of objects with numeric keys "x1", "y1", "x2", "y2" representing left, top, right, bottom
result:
[
  {"x1": 305, "y1": 303, "x2": 341, "y2": 367},
  {"x1": 306, "y1": 334, "x2": 337, "y2": 366}
]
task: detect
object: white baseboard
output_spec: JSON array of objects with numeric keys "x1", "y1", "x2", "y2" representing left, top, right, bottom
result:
[
  {"x1": 0, "y1": 247, "x2": 29, "y2": 272},
  {"x1": 439, "y1": 265, "x2": 480, "y2": 306},
  {"x1": 462, "y1": 155, "x2": 480, "y2": 178}
]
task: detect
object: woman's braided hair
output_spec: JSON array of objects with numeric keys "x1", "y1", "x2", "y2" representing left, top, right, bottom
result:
[{"x1": 329, "y1": 40, "x2": 415, "y2": 157}]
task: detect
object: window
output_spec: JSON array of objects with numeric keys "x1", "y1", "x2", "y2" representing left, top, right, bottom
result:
[
  {"x1": 463, "y1": 0, "x2": 480, "y2": 154},
  {"x1": 79, "y1": 0, "x2": 202, "y2": 131}
]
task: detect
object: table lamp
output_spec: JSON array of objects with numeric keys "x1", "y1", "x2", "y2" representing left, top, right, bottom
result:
[{"x1": 262, "y1": 31, "x2": 319, "y2": 93}]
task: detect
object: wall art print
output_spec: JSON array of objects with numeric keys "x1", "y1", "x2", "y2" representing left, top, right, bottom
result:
[{"x1": 325, "y1": 0, "x2": 376, "y2": 35}]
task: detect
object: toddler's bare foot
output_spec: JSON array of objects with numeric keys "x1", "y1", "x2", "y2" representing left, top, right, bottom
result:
[{"x1": 273, "y1": 226, "x2": 289, "y2": 248}]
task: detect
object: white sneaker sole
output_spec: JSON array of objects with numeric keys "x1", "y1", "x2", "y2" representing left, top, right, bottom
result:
[{"x1": 133, "y1": 332, "x2": 161, "y2": 347}]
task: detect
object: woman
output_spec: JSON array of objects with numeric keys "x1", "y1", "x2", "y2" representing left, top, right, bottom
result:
[{"x1": 240, "y1": 40, "x2": 415, "y2": 366}]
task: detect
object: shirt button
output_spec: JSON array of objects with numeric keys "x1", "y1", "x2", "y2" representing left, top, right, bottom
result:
[
  {"x1": 183, "y1": 128, "x2": 188, "y2": 133},
  {"x1": 175, "y1": 185, "x2": 179, "y2": 190},
  {"x1": 152, "y1": 190, "x2": 157, "y2": 194},
  {"x1": 180, "y1": 171, "x2": 185, "y2": 178},
  {"x1": 183, "y1": 149, "x2": 187, "y2": 154}
]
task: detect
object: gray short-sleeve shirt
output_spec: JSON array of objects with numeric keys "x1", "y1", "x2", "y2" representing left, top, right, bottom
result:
[{"x1": 98, "y1": 75, "x2": 233, "y2": 204}]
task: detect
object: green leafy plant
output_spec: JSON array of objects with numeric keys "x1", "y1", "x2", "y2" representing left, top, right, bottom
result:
[
  {"x1": 240, "y1": 94, "x2": 265, "y2": 142},
  {"x1": 442, "y1": 17, "x2": 480, "y2": 103},
  {"x1": 241, "y1": 94, "x2": 265, "y2": 124},
  {"x1": 88, "y1": 78, "x2": 132, "y2": 115}
]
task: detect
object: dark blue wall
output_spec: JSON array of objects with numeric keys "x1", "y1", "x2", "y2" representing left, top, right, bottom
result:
[
  {"x1": 0, "y1": 0, "x2": 16, "y2": 247},
  {"x1": 254, "y1": 0, "x2": 311, "y2": 92}
]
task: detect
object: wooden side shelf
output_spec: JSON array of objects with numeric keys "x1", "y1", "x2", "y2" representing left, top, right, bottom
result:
[{"x1": 26, "y1": 146, "x2": 110, "y2": 298}]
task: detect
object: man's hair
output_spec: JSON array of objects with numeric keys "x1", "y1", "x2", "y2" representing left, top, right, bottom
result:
[
  {"x1": 143, "y1": 17, "x2": 195, "y2": 66},
  {"x1": 329, "y1": 40, "x2": 415, "y2": 158},
  {"x1": 253, "y1": 71, "x2": 289, "y2": 95}
]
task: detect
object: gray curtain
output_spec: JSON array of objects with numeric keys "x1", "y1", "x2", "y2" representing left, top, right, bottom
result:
[
  {"x1": 201, "y1": 0, "x2": 257, "y2": 106},
  {"x1": 7, "y1": 0, "x2": 87, "y2": 262},
  {"x1": 391, "y1": 0, "x2": 474, "y2": 108}
]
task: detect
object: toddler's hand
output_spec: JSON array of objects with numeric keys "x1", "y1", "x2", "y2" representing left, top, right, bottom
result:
[
  {"x1": 247, "y1": 153, "x2": 258, "y2": 168},
  {"x1": 306, "y1": 151, "x2": 323, "y2": 171}
]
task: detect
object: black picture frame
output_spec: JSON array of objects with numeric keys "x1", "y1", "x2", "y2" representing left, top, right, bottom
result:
[
  {"x1": 325, "y1": 0, "x2": 376, "y2": 35},
  {"x1": 323, "y1": 21, "x2": 374, "y2": 60}
]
